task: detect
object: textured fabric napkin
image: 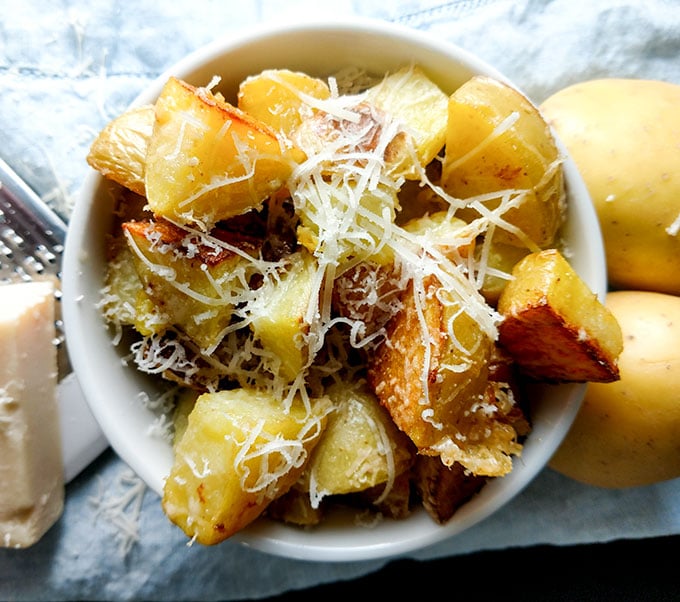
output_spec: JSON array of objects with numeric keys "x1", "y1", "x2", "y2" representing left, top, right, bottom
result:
[{"x1": 1, "y1": 0, "x2": 679, "y2": 600}]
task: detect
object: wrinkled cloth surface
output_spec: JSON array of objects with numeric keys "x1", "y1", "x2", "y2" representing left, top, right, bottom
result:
[{"x1": 1, "y1": 0, "x2": 679, "y2": 600}]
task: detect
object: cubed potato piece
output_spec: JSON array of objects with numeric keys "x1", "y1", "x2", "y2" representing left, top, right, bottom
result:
[
  {"x1": 293, "y1": 162, "x2": 400, "y2": 266},
  {"x1": 122, "y1": 219, "x2": 260, "y2": 351},
  {"x1": 162, "y1": 388, "x2": 330, "y2": 545},
  {"x1": 497, "y1": 248, "x2": 623, "y2": 382},
  {"x1": 249, "y1": 250, "x2": 318, "y2": 382},
  {"x1": 487, "y1": 346, "x2": 532, "y2": 439},
  {"x1": 298, "y1": 380, "x2": 416, "y2": 498},
  {"x1": 100, "y1": 238, "x2": 170, "y2": 337},
  {"x1": 237, "y1": 69, "x2": 331, "y2": 137},
  {"x1": 145, "y1": 77, "x2": 304, "y2": 230},
  {"x1": 100, "y1": 188, "x2": 170, "y2": 336},
  {"x1": 410, "y1": 347, "x2": 530, "y2": 523},
  {"x1": 367, "y1": 275, "x2": 524, "y2": 477},
  {"x1": 413, "y1": 455, "x2": 486, "y2": 524},
  {"x1": 291, "y1": 95, "x2": 404, "y2": 265},
  {"x1": 365, "y1": 65, "x2": 448, "y2": 178},
  {"x1": 87, "y1": 105, "x2": 155, "y2": 196},
  {"x1": 441, "y1": 76, "x2": 565, "y2": 248}
]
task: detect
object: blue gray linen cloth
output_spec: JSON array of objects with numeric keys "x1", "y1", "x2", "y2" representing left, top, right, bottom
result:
[{"x1": 1, "y1": 0, "x2": 679, "y2": 599}]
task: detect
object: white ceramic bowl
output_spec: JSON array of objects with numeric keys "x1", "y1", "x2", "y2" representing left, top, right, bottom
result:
[{"x1": 62, "y1": 17, "x2": 605, "y2": 562}]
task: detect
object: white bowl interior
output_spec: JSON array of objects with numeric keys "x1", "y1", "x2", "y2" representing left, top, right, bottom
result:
[{"x1": 62, "y1": 18, "x2": 605, "y2": 562}]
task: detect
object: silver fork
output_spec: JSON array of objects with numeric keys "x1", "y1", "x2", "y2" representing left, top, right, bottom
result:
[{"x1": 0, "y1": 157, "x2": 108, "y2": 482}]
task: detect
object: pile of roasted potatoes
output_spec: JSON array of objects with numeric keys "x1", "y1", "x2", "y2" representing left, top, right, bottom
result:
[{"x1": 88, "y1": 65, "x2": 622, "y2": 544}]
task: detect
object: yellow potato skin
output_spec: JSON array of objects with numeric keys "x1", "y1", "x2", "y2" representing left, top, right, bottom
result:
[
  {"x1": 549, "y1": 290, "x2": 680, "y2": 488},
  {"x1": 442, "y1": 76, "x2": 565, "y2": 248},
  {"x1": 540, "y1": 78, "x2": 680, "y2": 295}
]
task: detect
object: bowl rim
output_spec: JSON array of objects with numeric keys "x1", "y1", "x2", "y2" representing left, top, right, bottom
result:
[
  {"x1": 62, "y1": 16, "x2": 605, "y2": 562},
  {"x1": 130, "y1": 16, "x2": 513, "y2": 105}
]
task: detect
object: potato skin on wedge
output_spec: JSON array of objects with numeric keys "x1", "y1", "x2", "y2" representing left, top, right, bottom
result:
[
  {"x1": 441, "y1": 75, "x2": 565, "y2": 248},
  {"x1": 237, "y1": 68, "x2": 331, "y2": 137},
  {"x1": 497, "y1": 249, "x2": 623, "y2": 383},
  {"x1": 87, "y1": 105, "x2": 154, "y2": 197},
  {"x1": 367, "y1": 275, "x2": 525, "y2": 477},
  {"x1": 122, "y1": 218, "x2": 261, "y2": 351},
  {"x1": 145, "y1": 77, "x2": 304, "y2": 230},
  {"x1": 162, "y1": 388, "x2": 330, "y2": 545}
]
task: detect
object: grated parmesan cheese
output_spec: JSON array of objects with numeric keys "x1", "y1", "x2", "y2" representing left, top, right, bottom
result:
[{"x1": 88, "y1": 468, "x2": 146, "y2": 558}]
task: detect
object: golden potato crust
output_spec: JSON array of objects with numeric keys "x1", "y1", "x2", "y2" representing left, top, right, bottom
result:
[
  {"x1": 367, "y1": 275, "x2": 526, "y2": 478},
  {"x1": 367, "y1": 275, "x2": 491, "y2": 452},
  {"x1": 86, "y1": 105, "x2": 154, "y2": 196},
  {"x1": 497, "y1": 249, "x2": 623, "y2": 383}
]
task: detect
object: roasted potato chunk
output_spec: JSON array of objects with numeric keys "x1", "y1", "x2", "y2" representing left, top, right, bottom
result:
[
  {"x1": 364, "y1": 65, "x2": 448, "y2": 178},
  {"x1": 99, "y1": 188, "x2": 169, "y2": 336},
  {"x1": 497, "y1": 248, "x2": 623, "y2": 382},
  {"x1": 348, "y1": 467, "x2": 413, "y2": 520},
  {"x1": 331, "y1": 259, "x2": 406, "y2": 340},
  {"x1": 413, "y1": 348, "x2": 529, "y2": 523},
  {"x1": 298, "y1": 380, "x2": 416, "y2": 498},
  {"x1": 122, "y1": 219, "x2": 261, "y2": 351},
  {"x1": 145, "y1": 77, "x2": 304, "y2": 230},
  {"x1": 87, "y1": 105, "x2": 154, "y2": 196},
  {"x1": 237, "y1": 69, "x2": 331, "y2": 137},
  {"x1": 293, "y1": 167, "x2": 400, "y2": 266},
  {"x1": 402, "y1": 210, "x2": 475, "y2": 261},
  {"x1": 99, "y1": 238, "x2": 168, "y2": 337},
  {"x1": 395, "y1": 176, "x2": 448, "y2": 225},
  {"x1": 249, "y1": 249, "x2": 318, "y2": 382},
  {"x1": 162, "y1": 388, "x2": 330, "y2": 545},
  {"x1": 368, "y1": 275, "x2": 524, "y2": 477},
  {"x1": 441, "y1": 76, "x2": 565, "y2": 248},
  {"x1": 475, "y1": 239, "x2": 532, "y2": 306}
]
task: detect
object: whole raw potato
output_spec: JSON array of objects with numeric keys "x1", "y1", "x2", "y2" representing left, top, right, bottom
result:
[
  {"x1": 540, "y1": 78, "x2": 680, "y2": 295},
  {"x1": 549, "y1": 290, "x2": 680, "y2": 488}
]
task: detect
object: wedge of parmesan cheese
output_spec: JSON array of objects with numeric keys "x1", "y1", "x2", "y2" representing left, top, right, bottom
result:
[{"x1": 0, "y1": 281, "x2": 64, "y2": 548}]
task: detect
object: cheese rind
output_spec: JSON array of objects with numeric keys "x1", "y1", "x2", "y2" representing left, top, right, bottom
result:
[{"x1": 0, "y1": 281, "x2": 64, "y2": 548}]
